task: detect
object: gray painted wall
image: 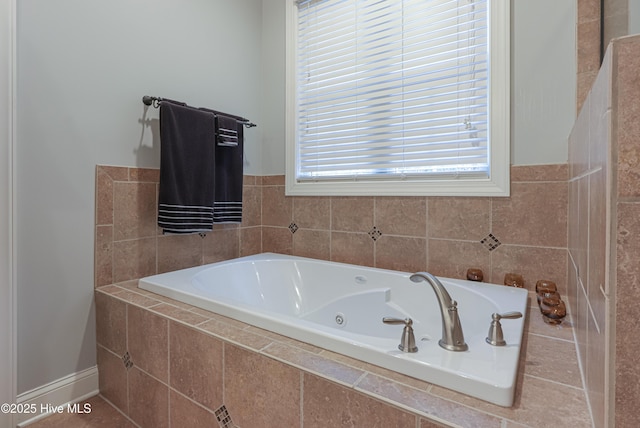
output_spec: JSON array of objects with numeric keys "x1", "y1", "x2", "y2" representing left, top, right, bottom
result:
[
  {"x1": 14, "y1": 0, "x2": 575, "y2": 394},
  {"x1": 258, "y1": 0, "x2": 577, "y2": 174},
  {"x1": 16, "y1": 0, "x2": 263, "y2": 394},
  {"x1": 629, "y1": 0, "x2": 640, "y2": 35},
  {"x1": 511, "y1": 0, "x2": 576, "y2": 165},
  {"x1": 1, "y1": 0, "x2": 15, "y2": 419}
]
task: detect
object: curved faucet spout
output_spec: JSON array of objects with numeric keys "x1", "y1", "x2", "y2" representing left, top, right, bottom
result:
[{"x1": 410, "y1": 272, "x2": 468, "y2": 352}]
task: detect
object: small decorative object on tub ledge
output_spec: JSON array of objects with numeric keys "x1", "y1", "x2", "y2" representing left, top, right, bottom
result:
[
  {"x1": 504, "y1": 273, "x2": 524, "y2": 288},
  {"x1": 535, "y1": 280, "x2": 567, "y2": 324},
  {"x1": 535, "y1": 279, "x2": 557, "y2": 301},
  {"x1": 466, "y1": 268, "x2": 484, "y2": 282}
]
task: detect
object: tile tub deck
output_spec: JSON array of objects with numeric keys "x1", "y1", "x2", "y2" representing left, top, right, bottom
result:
[{"x1": 93, "y1": 280, "x2": 593, "y2": 428}]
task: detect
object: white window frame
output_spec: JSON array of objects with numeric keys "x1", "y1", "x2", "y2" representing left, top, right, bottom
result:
[{"x1": 285, "y1": 0, "x2": 510, "y2": 197}]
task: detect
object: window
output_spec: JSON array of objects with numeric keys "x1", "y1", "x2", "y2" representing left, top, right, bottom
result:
[{"x1": 285, "y1": 0, "x2": 510, "y2": 196}]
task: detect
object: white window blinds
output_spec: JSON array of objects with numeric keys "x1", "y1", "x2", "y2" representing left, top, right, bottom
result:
[{"x1": 294, "y1": 0, "x2": 489, "y2": 181}]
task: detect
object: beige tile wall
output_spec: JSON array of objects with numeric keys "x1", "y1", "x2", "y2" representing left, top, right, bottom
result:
[
  {"x1": 568, "y1": 34, "x2": 640, "y2": 428},
  {"x1": 609, "y1": 36, "x2": 640, "y2": 428},
  {"x1": 603, "y1": 0, "x2": 630, "y2": 48},
  {"x1": 568, "y1": 44, "x2": 610, "y2": 428},
  {"x1": 94, "y1": 166, "x2": 262, "y2": 288},
  {"x1": 96, "y1": 164, "x2": 569, "y2": 293},
  {"x1": 577, "y1": 0, "x2": 602, "y2": 110},
  {"x1": 261, "y1": 167, "x2": 569, "y2": 292}
]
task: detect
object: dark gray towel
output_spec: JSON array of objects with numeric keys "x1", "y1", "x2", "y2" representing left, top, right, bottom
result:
[
  {"x1": 213, "y1": 115, "x2": 243, "y2": 223},
  {"x1": 158, "y1": 102, "x2": 217, "y2": 234}
]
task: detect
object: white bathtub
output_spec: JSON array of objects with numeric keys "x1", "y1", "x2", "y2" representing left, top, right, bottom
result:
[{"x1": 139, "y1": 253, "x2": 528, "y2": 407}]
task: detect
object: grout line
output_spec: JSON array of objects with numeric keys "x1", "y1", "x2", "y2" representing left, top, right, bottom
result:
[
  {"x1": 222, "y1": 342, "x2": 226, "y2": 408},
  {"x1": 521, "y1": 372, "x2": 586, "y2": 391},
  {"x1": 489, "y1": 196, "x2": 494, "y2": 278},
  {"x1": 372, "y1": 197, "x2": 377, "y2": 266},
  {"x1": 567, "y1": 165, "x2": 603, "y2": 182},
  {"x1": 352, "y1": 371, "x2": 369, "y2": 387},
  {"x1": 328, "y1": 197, "x2": 333, "y2": 261},
  {"x1": 97, "y1": 394, "x2": 141, "y2": 428},
  {"x1": 299, "y1": 371, "x2": 304, "y2": 428},
  {"x1": 429, "y1": 237, "x2": 569, "y2": 251},
  {"x1": 125, "y1": 304, "x2": 130, "y2": 417},
  {"x1": 166, "y1": 314, "x2": 171, "y2": 419},
  {"x1": 527, "y1": 331, "x2": 576, "y2": 344}
]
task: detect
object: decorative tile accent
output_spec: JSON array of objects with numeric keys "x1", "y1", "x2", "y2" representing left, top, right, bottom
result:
[
  {"x1": 480, "y1": 233, "x2": 501, "y2": 251},
  {"x1": 368, "y1": 226, "x2": 382, "y2": 241},
  {"x1": 288, "y1": 222, "x2": 299, "y2": 234},
  {"x1": 214, "y1": 405, "x2": 237, "y2": 428},
  {"x1": 122, "y1": 351, "x2": 134, "y2": 370}
]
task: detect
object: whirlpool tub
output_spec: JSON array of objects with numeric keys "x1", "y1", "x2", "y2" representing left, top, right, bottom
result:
[{"x1": 139, "y1": 253, "x2": 528, "y2": 407}]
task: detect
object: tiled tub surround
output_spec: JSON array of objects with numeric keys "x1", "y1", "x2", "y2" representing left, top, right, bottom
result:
[
  {"x1": 259, "y1": 167, "x2": 569, "y2": 290},
  {"x1": 94, "y1": 163, "x2": 594, "y2": 427},
  {"x1": 95, "y1": 164, "x2": 570, "y2": 294},
  {"x1": 576, "y1": 0, "x2": 602, "y2": 111},
  {"x1": 568, "y1": 35, "x2": 640, "y2": 428},
  {"x1": 96, "y1": 283, "x2": 591, "y2": 428},
  {"x1": 95, "y1": 166, "x2": 263, "y2": 287}
]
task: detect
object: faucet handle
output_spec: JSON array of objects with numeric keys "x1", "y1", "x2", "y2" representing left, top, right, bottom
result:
[
  {"x1": 494, "y1": 311, "x2": 523, "y2": 320},
  {"x1": 486, "y1": 312, "x2": 523, "y2": 346},
  {"x1": 382, "y1": 317, "x2": 412, "y2": 325},
  {"x1": 383, "y1": 317, "x2": 418, "y2": 353}
]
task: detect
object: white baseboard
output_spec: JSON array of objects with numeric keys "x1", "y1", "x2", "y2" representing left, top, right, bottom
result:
[{"x1": 14, "y1": 366, "x2": 99, "y2": 427}]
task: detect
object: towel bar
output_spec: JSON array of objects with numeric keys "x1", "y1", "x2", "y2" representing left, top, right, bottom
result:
[{"x1": 142, "y1": 95, "x2": 257, "y2": 128}]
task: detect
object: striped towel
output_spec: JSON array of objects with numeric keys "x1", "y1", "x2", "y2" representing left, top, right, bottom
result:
[
  {"x1": 214, "y1": 114, "x2": 244, "y2": 223},
  {"x1": 158, "y1": 101, "x2": 217, "y2": 234},
  {"x1": 217, "y1": 115, "x2": 239, "y2": 147}
]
